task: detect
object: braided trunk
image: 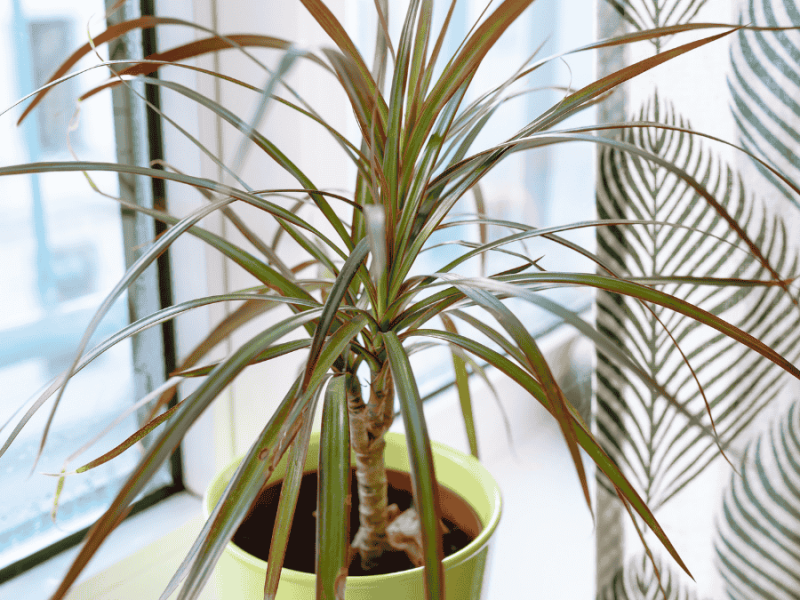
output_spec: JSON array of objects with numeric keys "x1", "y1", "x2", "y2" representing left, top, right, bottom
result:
[{"x1": 347, "y1": 361, "x2": 396, "y2": 568}]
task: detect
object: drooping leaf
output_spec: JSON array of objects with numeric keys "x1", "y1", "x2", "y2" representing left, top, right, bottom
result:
[
  {"x1": 262, "y1": 376, "x2": 328, "y2": 600},
  {"x1": 170, "y1": 312, "x2": 366, "y2": 600},
  {"x1": 440, "y1": 314, "x2": 479, "y2": 458},
  {"x1": 50, "y1": 308, "x2": 322, "y2": 600},
  {"x1": 174, "y1": 340, "x2": 312, "y2": 378},
  {"x1": 433, "y1": 275, "x2": 592, "y2": 512},
  {"x1": 302, "y1": 240, "x2": 370, "y2": 391},
  {"x1": 405, "y1": 328, "x2": 692, "y2": 577}
]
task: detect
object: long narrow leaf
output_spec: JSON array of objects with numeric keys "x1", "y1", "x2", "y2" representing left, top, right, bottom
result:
[
  {"x1": 382, "y1": 332, "x2": 444, "y2": 600},
  {"x1": 526, "y1": 27, "x2": 742, "y2": 135},
  {"x1": 316, "y1": 375, "x2": 351, "y2": 600},
  {"x1": 174, "y1": 340, "x2": 312, "y2": 378},
  {"x1": 500, "y1": 271, "x2": 800, "y2": 380},
  {"x1": 263, "y1": 376, "x2": 327, "y2": 600},
  {"x1": 438, "y1": 276, "x2": 591, "y2": 512},
  {"x1": 50, "y1": 308, "x2": 321, "y2": 600},
  {"x1": 303, "y1": 240, "x2": 370, "y2": 390},
  {"x1": 174, "y1": 313, "x2": 367, "y2": 600},
  {"x1": 0, "y1": 293, "x2": 306, "y2": 462},
  {"x1": 32, "y1": 192, "x2": 236, "y2": 469},
  {"x1": 408, "y1": 0, "x2": 536, "y2": 167},
  {"x1": 439, "y1": 315, "x2": 479, "y2": 458},
  {"x1": 299, "y1": 0, "x2": 387, "y2": 124},
  {"x1": 407, "y1": 329, "x2": 692, "y2": 578},
  {"x1": 433, "y1": 132, "x2": 797, "y2": 308}
]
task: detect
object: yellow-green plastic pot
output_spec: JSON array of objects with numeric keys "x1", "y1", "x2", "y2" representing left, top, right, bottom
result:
[{"x1": 204, "y1": 431, "x2": 502, "y2": 599}]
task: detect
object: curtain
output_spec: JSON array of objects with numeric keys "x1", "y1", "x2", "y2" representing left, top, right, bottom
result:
[{"x1": 594, "y1": 1, "x2": 800, "y2": 598}]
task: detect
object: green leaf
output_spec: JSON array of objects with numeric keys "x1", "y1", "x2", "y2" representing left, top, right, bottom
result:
[
  {"x1": 461, "y1": 270, "x2": 800, "y2": 381},
  {"x1": 173, "y1": 296, "x2": 312, "y2": 375},
  {"x1": 393, "y1": 81, "x2": 470, "y2": 284},
  {"x1": 406, "y1": 329, "x2": 692, "y2": 579},
  {"x1": 129, "y1": 76, "x2": 351, "y2": 256},
  {"x1": 303, "y1": 239, "x2": 370, "y2": 391},
  {"x1": 71, "y1": 392, "x2": 186, "y2": 476},
  {"x1": 29, "y1": 191, "x2": 237, "y2": 468},
  {"x1": 527, "y1": 26, "x2": 741, "y2": 134},
  {"x1": 99, "y1": 188, "x2": 323, "y2": 307},
  {"x1": 263, "y1": 376, "x2": 328, "y2": 600},
  {"x1": 434, "y1": 130, "x2": 796, "y2": 305},
  {"x1": 316, "y1": 375, "x2": 351, "y2": 600},
  {"x1": 175, "y1": 340, "x2": 312, "y2": 378},
  {"x1": 323, "y1": 48, "x2": 387, "y2": 151},
  {"x1": 555, "y1": 121, "x2": 800, "y2": 199},
  {"x1": 173, "y1": 379, "x2": 310, "y2": 600},
  {"x1": 298, "y1": 0, "x2": 387, "y2": 123},
  {"x1": 409, "y1": 0, "x2": 536, "y2": 167},
  {"x1": 0, "y1": 161, "x2": 325, "y2": 239},
  {"x1": 439, "y1": 314, "x2": 479, "y2": 458},
  {"x1": 441, "y1": 282, "x2": 710, "y2": 441},
  {"x1": 309, "y1": 315, "x2": 371, "y2": 394},
  {"x1": 383, "y1": 0, "x2": 422, "y2": 216},
  {"x1": 0, "y1": 292, "x2": 310, "y2": 463},
  {"x1": 163, "y1": 312, "x2": 367, "y2": 600},
  {"x1": 50, "y1": 309, "x2": 321, "y2": 600},
  {"x1": 404, "y1": 0, "x2": 433, "y2": 130},
  {"x1": 382, "y1": 332, "x2": 445, "y2": 600},
  {"x1": 438, "y1": 276, "x2": 592, "y2": 512}
]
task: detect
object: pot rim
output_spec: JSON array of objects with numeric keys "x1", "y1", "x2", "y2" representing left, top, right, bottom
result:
[{"x1": 204, "y1": 431, "x2": 503, "y2": 585}]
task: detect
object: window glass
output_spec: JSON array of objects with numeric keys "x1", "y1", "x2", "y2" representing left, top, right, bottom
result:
[{"x1": 0, "y1": 0, "x2": 172, "y2": 575}]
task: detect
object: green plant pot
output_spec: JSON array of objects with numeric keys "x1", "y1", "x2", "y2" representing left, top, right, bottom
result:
[{"x1": 204, "y1": 431, "x2": 503, "y2": 599}]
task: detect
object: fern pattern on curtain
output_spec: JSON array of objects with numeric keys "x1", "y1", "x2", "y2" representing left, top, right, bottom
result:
[{"x1": 595, "y1": 1, "x2": 800, "y2": 598}]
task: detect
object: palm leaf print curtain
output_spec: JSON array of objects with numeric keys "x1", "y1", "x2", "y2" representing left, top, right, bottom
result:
[{"x1": 595, "y1": 1, "x2": 800, "y2": 598}]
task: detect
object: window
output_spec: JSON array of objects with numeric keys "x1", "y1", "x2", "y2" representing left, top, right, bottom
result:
[
  {"x1": 0, "y1": 0, "x2": 180, "y2": 580},
  {"x1": 0, "y1": 1, "x2": 597, "y2": 595}
]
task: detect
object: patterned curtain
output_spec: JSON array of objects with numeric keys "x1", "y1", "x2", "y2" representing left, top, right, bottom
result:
[{"x1": 595, "y1": 1, "x2": 800, "y2": 598}]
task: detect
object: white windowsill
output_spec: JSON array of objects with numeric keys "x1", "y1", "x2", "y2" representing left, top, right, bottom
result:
[{"x1": 0, "y1": 491, "x2": 211, "y2": 600}]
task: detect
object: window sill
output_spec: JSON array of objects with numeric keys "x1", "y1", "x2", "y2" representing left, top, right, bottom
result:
[{"x1": 0, "y1": 492, "x2": 214, "y2": 600}]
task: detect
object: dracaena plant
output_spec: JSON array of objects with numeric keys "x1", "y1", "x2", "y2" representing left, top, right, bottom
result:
[{"x1": 3, "y1": 1, "x2": 800, "y2": 599}]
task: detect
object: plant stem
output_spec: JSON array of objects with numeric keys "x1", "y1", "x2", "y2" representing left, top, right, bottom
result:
[{"x1": 347, "y1": 362, "x2": 395, "y2": 569}]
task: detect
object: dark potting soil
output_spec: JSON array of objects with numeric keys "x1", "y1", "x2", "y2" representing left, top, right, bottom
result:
[{"x1": 232, "y1": 468, "x2": 481, "y2": 576}]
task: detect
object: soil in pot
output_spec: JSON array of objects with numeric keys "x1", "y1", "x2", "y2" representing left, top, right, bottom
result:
[{"x1": 233, "y1": 468, "x2": 482, "y2": 576}]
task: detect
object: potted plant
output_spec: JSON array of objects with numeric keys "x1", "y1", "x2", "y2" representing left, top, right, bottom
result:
[{"x1": 3, "y1": 1, "x2": 799, "y2": 599}]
